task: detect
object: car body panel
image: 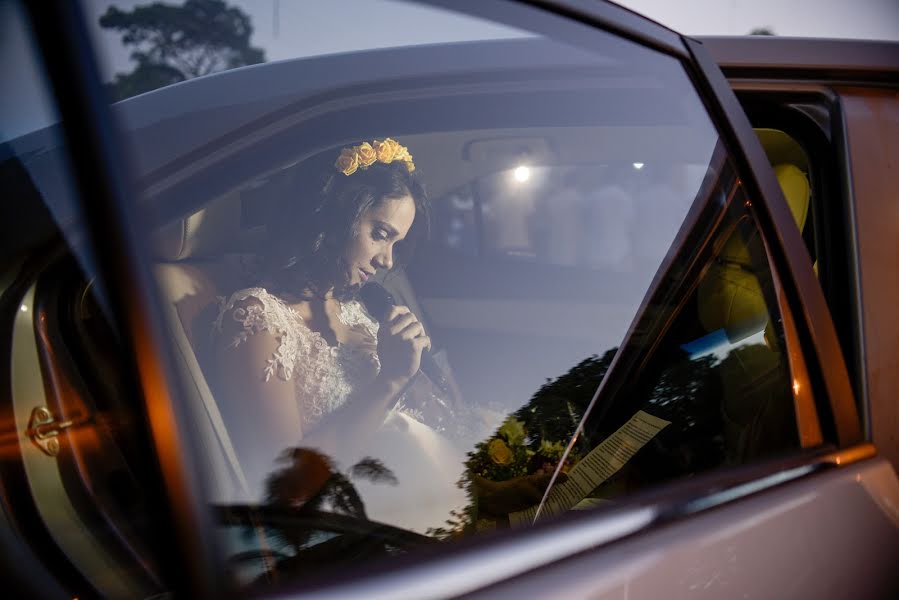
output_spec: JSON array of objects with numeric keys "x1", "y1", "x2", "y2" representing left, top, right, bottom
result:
[
  {"x1": 468, "y1": 455, "x2": 899, "y2": 600},
  {"x1": 838, "y1": 89, "x2": 899, "y2": 469},
  {"x1": 697, "y1": 36, "x2": 899, "y2": 83},
  {"x1": 263, "y1": 453, "x2": 899, "y2": 599}
]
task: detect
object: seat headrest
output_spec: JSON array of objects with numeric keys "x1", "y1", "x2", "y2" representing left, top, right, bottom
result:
[
  {"x1": 697, "y1": 149, "x2": 811, "y2": 342},
  {"x1": 754, "y1": 128, "x2": 809, "y2": 172},
  {"x1": 772, "y1": 163, "x2": 809, "y2": 232},
  {"x1": 153, "y1": 191, "x2": 248, "y2": 261}
]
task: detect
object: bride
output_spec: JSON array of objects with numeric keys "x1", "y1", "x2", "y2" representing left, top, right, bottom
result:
[{"x1": 210, "y1": 139, "x2": 470, "y2": 533}]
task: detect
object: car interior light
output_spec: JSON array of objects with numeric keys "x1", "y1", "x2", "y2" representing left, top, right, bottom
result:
[
  {"x1": 513, "y1": 165, "x2": 531, "y2": 182},
  {"x1": 633, "y1": 162, "x2": 644, "y2": 170}
]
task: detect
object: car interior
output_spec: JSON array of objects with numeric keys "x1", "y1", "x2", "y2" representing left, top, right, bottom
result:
[{"x1": 2, "y1": 54, "x2": 819, "y2": 590}]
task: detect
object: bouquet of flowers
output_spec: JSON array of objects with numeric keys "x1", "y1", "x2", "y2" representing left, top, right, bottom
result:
[{"x1": 465, "y1": 417, "x2": 578, "y2": 483}]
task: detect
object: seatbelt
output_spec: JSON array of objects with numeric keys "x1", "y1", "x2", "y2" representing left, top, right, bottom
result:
[{"x1": 163, "y1": 301, "x2": 251, "y2": 500}]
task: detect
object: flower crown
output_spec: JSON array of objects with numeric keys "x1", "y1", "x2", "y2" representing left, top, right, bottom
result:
[{"x1": 335, "y1": 138, "x2": 415, "y2": 176}]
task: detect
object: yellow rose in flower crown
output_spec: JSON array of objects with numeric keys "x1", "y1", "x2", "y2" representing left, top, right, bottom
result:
[
  {"x1": 335, "y1": 148, "x2": 359, "y2": 176},
  {"x1": 374, "y1": 138, "x2": 401, "y2": 163},
  {"x1": 393, "y1": 145, "x2": 411, "y2": 162},
  {"x1": 488, "y1": 438, "x2": 513, "y2": 465},
  {"x1": 355, "y1": 142, "x2": 378, "y2": 168}
]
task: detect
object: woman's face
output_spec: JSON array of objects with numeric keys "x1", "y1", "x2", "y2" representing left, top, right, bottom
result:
[{"x1": 342, "y1": 194, "x2": 416, "y2": 289}]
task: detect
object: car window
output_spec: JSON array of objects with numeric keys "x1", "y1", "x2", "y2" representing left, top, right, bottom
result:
[
  {"x1": 743, "y1": 107, "x2": 858, "y2": 421},
  {"x1": 84, "y1": 0, "x2": 532, "y2": 102},
  {"x1": 82, "y1": 0, "x2": 816, "y2": 593},
  {"x1": 1, "y1": 2, "x2": 167, "y2": 597}
]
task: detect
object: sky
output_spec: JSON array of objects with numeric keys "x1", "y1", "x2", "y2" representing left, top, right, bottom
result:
[
  {"x1": 84, "y1": 0, "x2": 899, "y2": 79},
  {"x1": 616, "y1": 0, "x2": 899, "y2": 39}
]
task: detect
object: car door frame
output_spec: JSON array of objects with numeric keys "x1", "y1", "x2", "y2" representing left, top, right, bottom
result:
[{"x1": 18, "y1": 1, "x2": 224, "y2": 597}]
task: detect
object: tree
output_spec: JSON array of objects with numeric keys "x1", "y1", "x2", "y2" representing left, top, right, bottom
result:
[
  {"x1": 99, "y1": 0, "x2": 265, "y2": 100},
  {"x1": 749, "y1": 27, "x2": 776, "y2": 36},
  {"x1": 428, "y1": 349, "x2": 619, "y2": 538}
]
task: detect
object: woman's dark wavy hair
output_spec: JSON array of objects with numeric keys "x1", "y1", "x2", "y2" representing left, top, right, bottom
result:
[{"x1": 261, "y1": 154, "x2": 430, "y2": 297}]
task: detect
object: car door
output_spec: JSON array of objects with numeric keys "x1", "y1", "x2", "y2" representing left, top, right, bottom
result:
[
  {"x1": 698, "y1": 35, "x2": 899, "y2": 473},
  {"x1": 2, "y1": 1, "x2": 897, "y2": 598}
]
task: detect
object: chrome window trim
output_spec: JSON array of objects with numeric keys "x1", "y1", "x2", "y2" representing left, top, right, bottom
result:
[{"x1": 274, "y1": 444, "x2": 878, "y2": 599}]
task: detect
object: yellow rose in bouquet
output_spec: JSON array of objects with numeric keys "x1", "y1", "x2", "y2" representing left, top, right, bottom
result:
[{"x1": 488, "y1": 438, "x2": 513, "y2": 465}]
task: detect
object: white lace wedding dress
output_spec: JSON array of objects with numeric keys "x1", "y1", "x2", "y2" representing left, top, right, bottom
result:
[{"x1": 212, "y1": 287, "x2": 469, "y2": 533}]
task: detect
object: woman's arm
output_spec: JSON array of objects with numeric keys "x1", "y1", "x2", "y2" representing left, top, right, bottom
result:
[
  {"x1": 212, "y1": 299, "x2": 303, "y2": 498},
  {"x1": 211, "y1": 298, "x2": 429, "y2": 490}
]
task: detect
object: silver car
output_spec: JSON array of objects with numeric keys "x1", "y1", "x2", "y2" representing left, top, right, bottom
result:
[{"x1": 2, "y1": 1, "x2": 897, "y2": 598}]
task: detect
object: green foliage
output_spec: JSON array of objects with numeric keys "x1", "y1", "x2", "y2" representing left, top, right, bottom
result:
[
  {"x1": 100, "y1": 0, "x2": 265, "y2": 100},
  {"x1": 428, "y1": 349, "x2": 618, "y2": 538},
  {"x1": 464, "y1": 350, "x2": 617, "y2": 486}
]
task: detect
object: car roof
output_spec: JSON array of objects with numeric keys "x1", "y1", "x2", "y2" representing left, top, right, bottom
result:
[{"x1": 695, "y1": 36, "x2": 899, "y2": 81}]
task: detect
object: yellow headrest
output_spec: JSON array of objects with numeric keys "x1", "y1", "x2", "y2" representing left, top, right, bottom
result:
[
  {"x1": 772, "y1": 163, "x2": 809, "y2": 232},
  {"x1": 754, "y1": 128, "x2": 809, "y2": 172},
  {"x1": 697, "y1": 147, "x2": 811, "y2": 342}
]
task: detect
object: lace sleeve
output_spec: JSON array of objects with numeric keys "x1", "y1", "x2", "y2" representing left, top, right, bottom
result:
[{"x1": 212, "y1": 288, "x2": 299, "y2": 382}]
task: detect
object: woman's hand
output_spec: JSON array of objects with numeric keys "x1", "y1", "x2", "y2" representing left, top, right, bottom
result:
[{"x1": 376, "y1": 305, "x2": 431, "y2": 385}]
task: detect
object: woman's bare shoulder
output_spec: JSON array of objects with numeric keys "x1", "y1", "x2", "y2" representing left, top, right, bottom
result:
[
  {"x1": 213, "y1": 287, "x2": 294, "y2": 343},
  {"x1": 212, "y1": 286, "x2": 304, "y2": 382}
]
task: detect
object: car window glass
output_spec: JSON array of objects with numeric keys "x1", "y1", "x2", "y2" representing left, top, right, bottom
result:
[
  {"x1": 565, "y1": 163, "x2": 797, "y2": 515},
  {"x1": 83, "y1": 0, "x2": 810, "y2": 592},
  {"x1": 83, "y1": 0, "x2": 532, "y2": 103},
  {"x1": 1, "y1": 2, "x2": 166, "y2": 597}
]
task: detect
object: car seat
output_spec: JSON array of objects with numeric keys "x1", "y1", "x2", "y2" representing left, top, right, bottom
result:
[
  {"x1": 696, "y1": 129, "x2": 812, "y2": 462},
  {"x1": 153, "y1": 192, "x2": 257, "y2": 503}
]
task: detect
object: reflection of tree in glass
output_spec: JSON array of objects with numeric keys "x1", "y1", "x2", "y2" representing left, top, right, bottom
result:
[
  {"x1": 636, "y1": 351, "x2": 723, "y2": 479},
  {"x1": 606, "y1": 342, "x2": 792, "y2": 493},
  {"x1": 262, "y1": 448, "x2": 397, "y2": 549},
  {"x1": 99, "y1": 0, "x2": 265, "y2": 100},
  {"x1": 429, "y1": 349, "x2": 618, "y2": 538},
  {"x1": 432, "y1": 339, "x2": 792, "y2": 538},
  {"x1": 226, "y1": 448, "x2": 412, "y2": 586}
]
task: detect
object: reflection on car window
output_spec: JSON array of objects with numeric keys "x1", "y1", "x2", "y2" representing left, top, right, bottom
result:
[
  {"x1": 87, "y1": 0, "x2": 807, "y2": 592},
  {"x1": 84, "y1": 0, "x2": 532, "y2": 101},
  {"x1": 570, "y1": 164, "x2": 797, "y2": 511}
]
